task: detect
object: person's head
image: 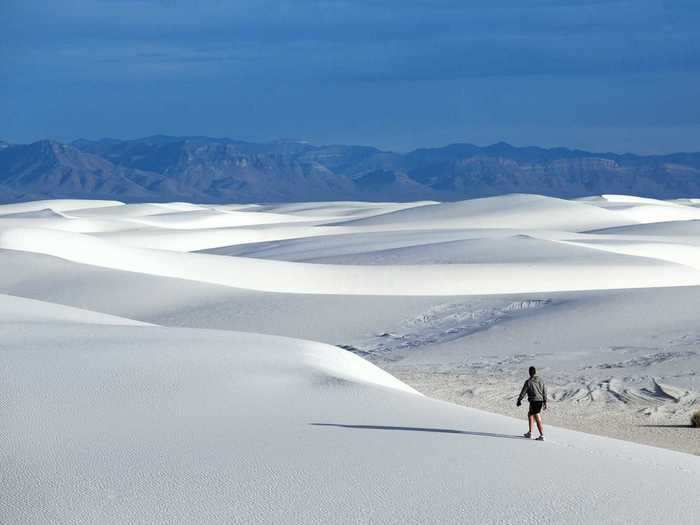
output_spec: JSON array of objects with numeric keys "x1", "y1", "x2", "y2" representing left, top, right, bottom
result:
[{"x1": 529, "y1": 366, "x2": 536, "y2": 377}]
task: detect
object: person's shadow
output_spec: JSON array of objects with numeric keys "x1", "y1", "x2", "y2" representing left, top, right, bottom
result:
[
  {"x1": 638, "y1": 424, "x2": 693, "y2": 428},
  {"x1": 311, "y1": 423, "x2": 524, "y2": 440}
]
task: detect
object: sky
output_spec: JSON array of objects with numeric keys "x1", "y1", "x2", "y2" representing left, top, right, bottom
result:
[{"x1": 2, "y1": 0, "x2": 700, "y2": 153}]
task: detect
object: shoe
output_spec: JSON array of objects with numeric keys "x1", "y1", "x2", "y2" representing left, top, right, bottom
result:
[
  {"x1": 536, "y1": 435, "x2": 545, "y2": 441},
  {"x1": 523, "y1": 432, "x2": 532, "y2": 438}
]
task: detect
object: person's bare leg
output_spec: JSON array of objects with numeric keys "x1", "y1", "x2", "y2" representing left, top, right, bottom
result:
[
  {"x1": 528, "y1": 414, "x2": 534, "y2": 434},
  {"x1": 534, "y1": 414, "x2": 544, "y2": 436}
]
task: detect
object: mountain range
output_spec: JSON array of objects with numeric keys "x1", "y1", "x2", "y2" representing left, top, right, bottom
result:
[{"x1": 2, "y1": 135, "x2": 700, "y2": 203}]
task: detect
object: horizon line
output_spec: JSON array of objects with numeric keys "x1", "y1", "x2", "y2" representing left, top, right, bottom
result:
[{"x1": 4, "y1": 135, "x2": 700, "y2": 159}]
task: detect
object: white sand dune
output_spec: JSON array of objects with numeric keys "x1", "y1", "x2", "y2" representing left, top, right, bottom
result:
[
  {"x1": 581, "y1": 194, "x2": 689, "y2": 207},
  {"x1": 255, "y1": 200, "x2": 437, "y2": 219},
  {"x1": 0, "y1": 194, "x2": 659, "y2": 253},
  {"x1": 0, "y1": 205, "x2": 320, "y2": 242},
  {"x1": 0, "y1": 216, "x2": 147, "y2": 233},
  {"x1": 561, "y1": 238, "x2": 700, "y2": 270},
  {"x1": 213, "y1": 233, "x2": 664, "y2": 266},
  {"x1": 92, "y1": 202, "x2": 439, "y2": 252},
  {"x1": 67, "y1": 202, "x2": 199, "y2": 218},
  {"x1": 210, "y1": 203, "x2": 264, "y2": 211},
  {"x1": 126, "y1": 207, "x2": 312, "y2": 229},
  {"x1": 579, "y1": 194, "x2": 700, "y2": 223},
  {"x1": 3, "y1": 226, "x2": 700, "y2": 294},
  {"x1": 333, "y1": 194, "x2": 636, "y2": 231},
  {"x1": 0, "y1": 199, "x2": 123, "y2": 215},
  {"x1": 671, "y1": 197, "x2": 700, "y2": 207},
  {"x1": 3, "y1": 247, "x2": 700, "y2": 365},
  {"x1": 615, "y1": 204, "x2": 700, "y2": 224},
  {"x1": 94, "y1": 223, "x2": 333, "y2": 251},
  {"x1": 588, "y1": 219, "x2": 700, "y2": 237},
  {"x1": 3, "y1": 194, "x2": 700, "y2": 524},
  {"x1": 2, "y1": 322, "x2": 699, "y2": 524},
  {"x1": 3, "y1": 245, "x2": 700, "y2": 442},
  {"x1": 0, "y1": 249, "x2": 483, "y2": 343},
  {"x1": 0, "y1": 293, "x2": 152, "y2": 326},
  {"x1": 0, "y1": 207, "x2": 68, "y2": 219},
  {"x1": 208, "y1": 227, "x2": 700, "y2": 268},
  {"x1": 204, "y1": 229, "x2": 513, "y2": 260}
]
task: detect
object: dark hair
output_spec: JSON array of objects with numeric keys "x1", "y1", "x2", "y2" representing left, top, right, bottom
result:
[{"x1": 529, "y1": 366, "x2": 536, "y2": 376}]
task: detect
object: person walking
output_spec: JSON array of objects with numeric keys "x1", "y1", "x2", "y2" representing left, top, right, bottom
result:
[{"x1": 517, "y1": 366, "x2": 547, "y2": 441}]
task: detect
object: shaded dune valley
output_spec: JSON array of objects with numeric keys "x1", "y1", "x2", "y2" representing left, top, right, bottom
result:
[{"x1": 2, "y1": 193, "x2": 700, "y2": 524}]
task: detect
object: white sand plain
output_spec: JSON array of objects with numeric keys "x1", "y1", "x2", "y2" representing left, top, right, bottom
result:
[{"x1": 1, "y1": 194, "x2": 699, "y2": 524}]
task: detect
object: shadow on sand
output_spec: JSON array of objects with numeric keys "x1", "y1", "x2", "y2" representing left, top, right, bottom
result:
[
  {"x1": 638, "y1": 424, "x2": 693, "y2": 428},
  {"x1": 311, "y1": 423, "x2": 524, "y2": 440}
]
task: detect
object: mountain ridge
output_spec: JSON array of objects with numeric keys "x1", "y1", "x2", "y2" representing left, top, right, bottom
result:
[{"x1": 1, "y1": 136, "x2": 700, "y2": 203}]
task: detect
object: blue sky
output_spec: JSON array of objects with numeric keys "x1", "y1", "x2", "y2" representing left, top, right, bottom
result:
[{"x1": 2, "y1": 0, "x2": 700, "y2": 153}]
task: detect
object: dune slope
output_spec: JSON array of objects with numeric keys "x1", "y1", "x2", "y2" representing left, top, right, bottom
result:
[
  {"x1": 3, "y1": 195, "x2": 700, "y2": 523},
  {"x1": 2, "y1": 322, "x2": 699, "y2": 524}
]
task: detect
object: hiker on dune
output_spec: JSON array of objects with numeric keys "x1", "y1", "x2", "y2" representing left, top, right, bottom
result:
[{"x1": 517, "y1": 366, "x2": 547, "y2": 441}]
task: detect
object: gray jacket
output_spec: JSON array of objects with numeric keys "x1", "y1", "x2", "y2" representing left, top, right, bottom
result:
[{"x1": 518, "y1": 375, "x2": 547, "y2": 404}]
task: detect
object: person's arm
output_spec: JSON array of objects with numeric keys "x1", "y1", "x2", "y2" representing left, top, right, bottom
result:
[
  {"x1": 517, "y1": 381, "x2": 528, "y2": 406},
  {"x1": 543, "y1": 383, "x2": 548, "y2": 409}
]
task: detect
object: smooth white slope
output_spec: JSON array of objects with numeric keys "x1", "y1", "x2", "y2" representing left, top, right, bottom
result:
[
  {"x1": 4, "y1": 248, "x2": 700, "y2": 364},
  {"x1": 95, "y1": 223, "x2": 341, "y2": 251},
  {"x1": 67, "y1": 202, "x2": 206, "y2": 218},
  {"x1": 0, "y1": 216, "x2": 146, "y2": 233},
  {"x1": 333, "y1": 194, "x2": 637, "y2": 231},
  {"x1": 578, "y1": 194, "x2": 700, "y2": 223},
  {"x1": 126, "y1": 208, "x2": 314, "y2": 229},
  {"x1": 0, "y1": 199, "x2": 123, "y2": 215},
  {"x1": 0, "y1": 293, "x2": 152, "y2": 326},
  {"x1": 254, "y1": 200, "x2": 437, "y2": 219},
  {"x1": 206, "y1": 229, "x2": 678, "y2": 266},
  {"x1": 0, "y1": 208, "x2": 68, "y2": 219},
  {"x1": 3, "y1": 226, "x2": 700, "y2": 295},
  {"x1": 580, "y1": 194, "x2": 688, "y2": 207},
  {"x1": 4, "y1": 247, "x2": 700, "y2": 368},
  {"x1": 91, "y1": 194, "x2": 700, "y2": 253},
  {"x1": 2, "y1": 245, "x2": 698, "y2": 455},
  {"x1": 0, "y1": 204, "x2": 315, "y2": 235},
  {"x1": 588, "y1": 219, "x2": 700, "y2": 237},
  {"x1": 2, "y1": 321, "x2": 699, "y2": 525},
  {"x1": 561, "y1": 237, "x2": 700, "y2": 270},
  {"x1": 0, "y1": 248, "x2": 486, "y2": 342}
]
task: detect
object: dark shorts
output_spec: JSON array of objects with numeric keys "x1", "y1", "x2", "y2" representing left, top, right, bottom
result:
[{"x1": 528, "y1": 401, "x2": 544, "y2": 415}]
